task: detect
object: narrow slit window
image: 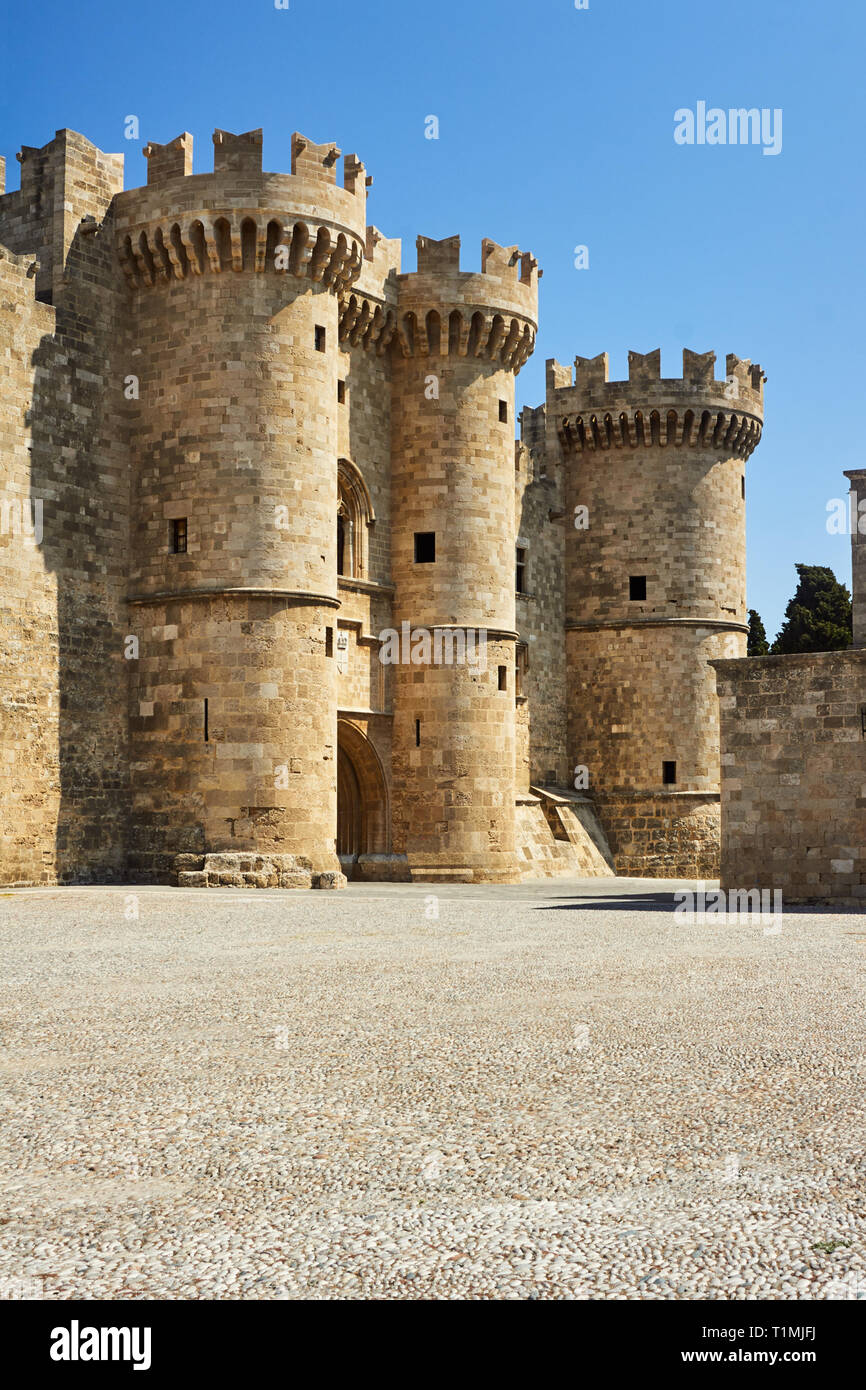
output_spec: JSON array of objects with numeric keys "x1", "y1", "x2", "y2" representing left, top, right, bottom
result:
[
  {"x1": 315, "y1": 325, "x2": 326, "y2": 352},
  {"x1": 337, "y1": 512, "x2": 346, "y2": 576},
  {"x1": 498, "y1": 665, "x2": 507, "y2": 691},
  {"x1": 171, "y1": 517, "x2": 188, "y2": 554},
  {"x1": 629, "y1": 575, "x2": 646, "y2": 601},
  {"x1": 516, "y1": 643, "x2": 528, "y2": 698},
  {"x1": 338, "y1": 380, "x2": 346, "y2": 403},
  {"x1": 204, "y1": 698, "x2": 209, "y2": 743},
  {"x1": 415, "y1": 719, "x2": 421, "y2": 747},
  {"x1": 325, "y1": 626, "x2": 334, "y2": 657},
  {"x1": 414, "y1": 532, "x2": 435, "y2": 563},
  {"x1": 741, "y1": 475, "x2": 746, "y2": 500},
  {"x1": 516, "y1": 547, "x2": 526, "y2": 594},
  {"x1": 663, "y1": 760, "x2": 677, "y2": 785},
  {"x1": 499, "y1": 400, "x2": 508, "y2": 424}
]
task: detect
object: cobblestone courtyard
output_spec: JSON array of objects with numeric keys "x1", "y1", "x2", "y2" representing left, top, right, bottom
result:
[{"x1": 0, "y1": 881, "x2": 863, "y2": 1301}]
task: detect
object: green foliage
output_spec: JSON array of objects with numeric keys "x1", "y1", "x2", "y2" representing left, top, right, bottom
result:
[
  {"x1": 747, "y1": 609, "x2": 770, "y2": 656},
  {"x1": 770, "y1": 565, "x2": 852, "y2": 654}
]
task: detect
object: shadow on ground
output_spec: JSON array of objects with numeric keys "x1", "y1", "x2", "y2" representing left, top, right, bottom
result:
[
  {"x1": 539, "y1": 892, "x2": 677, "y2": 913},
  {"x1": 537, "y1": 893, "x2": 863, "y2": 916}
]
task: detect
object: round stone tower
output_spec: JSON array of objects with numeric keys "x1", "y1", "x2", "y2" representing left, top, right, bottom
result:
[
  {"x1": 389, "y1": 235, "x2": 538, "y2": 882},
  {"x1": 549, "y1": 347, "x2": 765, "y2": 877},
  {"x1": 114, "y1": 128, "x2": 367, "y2": 880}
]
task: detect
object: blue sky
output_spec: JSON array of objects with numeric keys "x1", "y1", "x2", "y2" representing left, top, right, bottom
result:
[{"x1": 1, "y1": 0, "x2": 862, "y2": 640}]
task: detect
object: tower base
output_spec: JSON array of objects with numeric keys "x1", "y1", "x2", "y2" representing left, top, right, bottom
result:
[
  {"x1": 404, "y1": 852, "x2": 523, "y2": 885},
  {"x1": 593, "y1": 792, "x2": 720, "y2": 879}
]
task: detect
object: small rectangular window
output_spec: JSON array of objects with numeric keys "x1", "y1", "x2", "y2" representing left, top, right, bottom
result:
[
  {"x1": 337, "y1": 380, "x2": 346, "y2": 403},
  {"x1": 315, "y1": 325, "x2": 326, "y2": 352},
  {"x1": 499, "y1": 400, "x2": 508, "y2": 424},
  {"x1": 629, "y1": 575, "x2": 646, "y2": 601},
  {"x1": 516, "y1": 547, "x2": 526, "y2": 594},
  {"x1": 663, "y1": 760, "x2": 677, "y2": 785},
  {"x1": 415, "y1": 719, "x2": 421, "y2": 747},
  {"x1": 325, "y1": 627, "x2": 334, "y2": 657},
  {"x1": 498, "y1": 665, "x2": 507, "y2": 691},
  {"x1": 414, "y1": 532, "x2": 436, "y2": 563},
  {"x1": 171, "y1": 517, "x2": 188, "y2": 554}
]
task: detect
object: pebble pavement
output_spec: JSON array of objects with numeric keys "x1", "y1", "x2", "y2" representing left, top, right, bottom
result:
[{"x1": 0, "y1": 879, "x2": 863, "y2": 1301}]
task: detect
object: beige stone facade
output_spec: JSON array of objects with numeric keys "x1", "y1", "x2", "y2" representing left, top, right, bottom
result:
[
  {"x1": 0, "y1": 124, "x2": 767, "y2": 886},
  {"x1": 713, "y1": 649, "x2": 866, "y2": 904},
  {"x1": 712, "y1": 470, "x2": 866, "y2": 906}
]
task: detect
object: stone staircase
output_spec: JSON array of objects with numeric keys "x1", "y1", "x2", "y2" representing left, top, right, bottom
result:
[{"x1": 515, "y1": 787, "x2": 615, "y2": 879}]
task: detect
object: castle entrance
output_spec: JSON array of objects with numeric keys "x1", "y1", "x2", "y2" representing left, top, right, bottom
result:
[
  {"x1": 337, "y1": 744, "x2": 362, "y2": 860},
  {"x1": 336, "y1": 720, "x2": 388, "y2": 876}
]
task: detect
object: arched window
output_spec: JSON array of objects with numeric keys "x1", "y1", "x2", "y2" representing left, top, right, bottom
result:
[{"x1": 337, "y1": 458, "x2": 375, "y2": 579}]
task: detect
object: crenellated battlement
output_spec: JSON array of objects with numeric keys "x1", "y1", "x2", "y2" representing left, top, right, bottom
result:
[
  {"x1": 114, "y1": 127, "x2": 369, "y2": 293},
  {"x1": 407, "y1": 234, "x2": 540, "y2": 297},
  {"x1": 394, "y1": 234, "x2": 539, "y2": 373},
  {"x1": 547, "y1": 347, "x2": 765, "y2": 458},
  {"x1": 213, "y1": 128, "x2": 262, "y2": 175},
  {"x1": 144, "y1": 132, "x2": 193, "y2": 182},
  {"x1": 551, "y1": 347, "x2": 765, "y2": 398},
  {"x1": 136, "y1": 128, "x2": 369, "y2": 197}
]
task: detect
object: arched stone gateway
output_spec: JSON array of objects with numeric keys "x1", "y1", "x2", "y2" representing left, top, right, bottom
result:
[{"x1": 336, "y1": 720, "x2": 389, "y2": 877}]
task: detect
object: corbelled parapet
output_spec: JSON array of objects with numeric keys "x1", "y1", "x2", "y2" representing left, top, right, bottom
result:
[
  {"x1": 337, "y1": 225, "x2": 401, "y2": 355},
  {"x1": 338, "y1": 288, "x2": 397, "y2": 354},
  {"x1": 550, "y1": 348, "x2": 765, "y2": 458},
  {"x1": 394, "y1": 234, "x2": 539, "y2": 373},
  {"x1": 115, "y1": 127, "x2": 368, "y2": 292}
]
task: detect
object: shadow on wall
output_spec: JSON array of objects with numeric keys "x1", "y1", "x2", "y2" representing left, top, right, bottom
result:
[{"x1": 28, "y1": 218, "x2": 130, "y2": 883}]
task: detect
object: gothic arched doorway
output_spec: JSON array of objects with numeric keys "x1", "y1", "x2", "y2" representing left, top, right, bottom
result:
[
  {"x1": 337, "y1": 744, "x2": 362, "y2": 858},
  {"x1": 336, "y1": 720, "x2": 388, "y2": 876}
]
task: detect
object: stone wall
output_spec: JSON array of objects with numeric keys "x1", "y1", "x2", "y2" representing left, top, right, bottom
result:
[
  {"x1": 593, "y1": 792, "x2": 721, "y2": 879},
  {"x1": 0, "y1": 132, "x2": 129, "y2": 887},
  {"x1": 515, "y1": 404, "x2": 568, "y2": 790},
  {"x1": 713, "y1": 650, "x2": 866, "y2": 904},
  {"x1": 0, "y1": 245, "x2": 62, "y2": 884}
]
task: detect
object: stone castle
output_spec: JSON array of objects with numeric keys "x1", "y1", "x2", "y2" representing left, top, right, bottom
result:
[{"x1": 0, "y1": 125, "x2": 768, "y2": 889}]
